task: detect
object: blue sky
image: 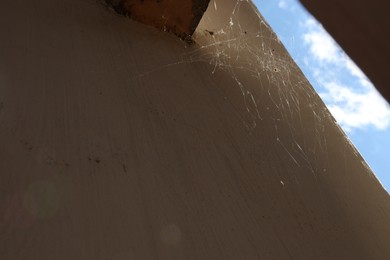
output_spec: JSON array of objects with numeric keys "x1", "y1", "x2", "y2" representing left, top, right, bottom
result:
[{"x1": 254, "y1": 0, "x2": 390, "y2": 192}]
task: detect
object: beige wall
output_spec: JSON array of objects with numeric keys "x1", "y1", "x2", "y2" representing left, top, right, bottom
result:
[{"x1": 0, "y1": 0, "x2": 389, "y2": 259}]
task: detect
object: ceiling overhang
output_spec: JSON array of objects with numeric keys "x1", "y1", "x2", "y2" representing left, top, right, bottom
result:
[
  {"x1": 105, "y1": 0, "x2": 210, "y2": 41},
  {"x1": 300, "y1": 0, "x2": 390, "y2": 103}
]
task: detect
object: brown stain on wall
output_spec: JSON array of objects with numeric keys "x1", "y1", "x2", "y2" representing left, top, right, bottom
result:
[{"x1": 105, "y1": 0, "x2": 210, "y2": 41}]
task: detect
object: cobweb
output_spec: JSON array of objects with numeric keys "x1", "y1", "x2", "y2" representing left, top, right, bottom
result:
[
  {"x1": 129, "y1": 0, "x2": 315, "y2": 128},
  {"x1": 109, "y1": 0, "x2": 370, "y2": 181}
]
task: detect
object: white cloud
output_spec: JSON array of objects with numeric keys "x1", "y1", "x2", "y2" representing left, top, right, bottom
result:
[
  {"x1": 277, "y1": 0, "x2": 298, "y2": 12},
  {"x1": 302, "y1": 18, "x2": 390, "y2": 131},
  {"x1": 302, "y1": 20, "x2": 341, "y2": 64},
  {"x1": 320, "y1": 82, "x2": 390, "y2": 131},
  {"x1": 278, "y1": 0, "x2": 288, "y2": 9},
  {"x1": 302, "y1": 19, "x2": 367, "y2": 81}
]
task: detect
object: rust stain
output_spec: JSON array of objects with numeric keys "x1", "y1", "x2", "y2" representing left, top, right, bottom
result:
[{"x1": 105, "y1": 0, "x2": 210, "y2": 41}]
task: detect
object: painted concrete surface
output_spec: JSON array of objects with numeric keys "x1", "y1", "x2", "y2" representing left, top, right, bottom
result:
[{"x1": 0, "y1": 0, "x2": 389, "y2": 259}]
